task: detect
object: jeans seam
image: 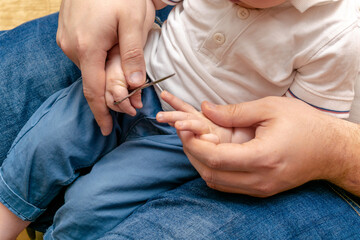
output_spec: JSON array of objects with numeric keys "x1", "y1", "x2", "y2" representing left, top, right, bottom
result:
[
  {"x1": 0, "y1": 31, "x2": 8, "y2": 37},
  {"x1": 328, "y1": 183, "x2": 360, "y2": 217},
  {"x1": 125, "y1": 133, "x2": 181, "y2": 147},
  {"x1": 122, "y1": 116, "x2": 147, "y2": 142},
  {"x1": 0, "y1": 194, "x2": 30, "y2": 221},
  {"x1": 123, "y1": 116, "x2": 175, "y2": 142},
  {"x1": 35, "y1": 174, "x2": 77, "y2": 207},
  {"x1": 36, "y1": 154, "x2": 111, "y2": 207}
]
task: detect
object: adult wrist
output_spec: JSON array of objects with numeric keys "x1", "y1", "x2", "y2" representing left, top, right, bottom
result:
[{"x1": 326, "y1": 118, "x2": 360, "y2": 196}]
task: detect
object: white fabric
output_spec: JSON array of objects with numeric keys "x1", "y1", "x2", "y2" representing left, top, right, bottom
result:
[
  {"x1": 290, "y1": 0, "x2": 340, "y2": 12},
  {"x1": 147, "y1": 0, "x2": 360, "y2": 119},
  {"x1": 348, "y1": 67, "x2": 360, "y2": 123},
  {"x1": 348, "y1": 0, "x2": 360, "y2": 123},
  {"x1": 161, "y1": 0, "x2": 182, "y2": 6}
]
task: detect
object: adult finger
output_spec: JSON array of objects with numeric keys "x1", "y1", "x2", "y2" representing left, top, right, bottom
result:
[
  {"x1": 179, "y1": 132, "x2": 266, "y2": 196},
  {"x1": 201, "y1": 97, "x2": 279, "y2": 128},
  {"x1": 205, "y1": 182, "x2": 268, "y2": 197},
  {"x1": 181, "y1": 133, "x2": 269, "y2": 172},
  {"x1": 118, "y1": 0, "x2": 147, "y2": 88},
  {"x1": 184, "y1": 146, "x2": 276, "y2": 197},
  {"x1": 81, "y1": 50, "x2": 113, "y2": 136},
  {"x1": 199, "y1": 133, "x2": 220, "y2": 144}
]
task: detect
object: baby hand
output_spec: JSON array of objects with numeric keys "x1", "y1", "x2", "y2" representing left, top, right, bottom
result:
[
  {"x1": 105, "y1": 45, "x2": 143, "y2": 116},
  {"x1": 156, "y1": 91, "x2": 254, "y2": 144}
]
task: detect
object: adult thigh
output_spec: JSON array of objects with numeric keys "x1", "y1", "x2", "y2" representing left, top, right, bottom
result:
[
  {"x1": 0, "y1": 13, "x2": 80, "y2": 163},
  {"x1": 99, "y1": 179, "x2": 360, "y2": 239}
]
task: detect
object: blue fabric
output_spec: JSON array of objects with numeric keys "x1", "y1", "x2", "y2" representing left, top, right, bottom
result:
[
  {"x1": 0, "y1": 78, "x2": 198, "y2": 239},
  {"x1": 100, "y1": 179, "x2": 360, "y2": 239},
  {"x1": 0, "y1": 13, "x2": 81, "y2": 163},
  {"x1": 156, "y1": 5, "x2": 174, "y2": 24}
]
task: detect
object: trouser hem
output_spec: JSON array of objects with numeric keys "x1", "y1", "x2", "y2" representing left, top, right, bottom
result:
[{"x1": 0, "y1": 171, "x2": 45, "y2": 221}]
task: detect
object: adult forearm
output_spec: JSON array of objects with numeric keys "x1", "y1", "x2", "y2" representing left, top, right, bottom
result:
[{"x1": 327, "y1": 119, "x2": 360, "y2": 196}]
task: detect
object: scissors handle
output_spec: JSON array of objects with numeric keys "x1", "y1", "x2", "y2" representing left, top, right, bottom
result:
[{"x1": 113, "y1": 73, "x2": 175, "y2": 105}]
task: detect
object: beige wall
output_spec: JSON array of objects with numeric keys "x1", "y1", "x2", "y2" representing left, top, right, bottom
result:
[{"x1": 0, "y1": 0, "x2": 61, "y2": 30}]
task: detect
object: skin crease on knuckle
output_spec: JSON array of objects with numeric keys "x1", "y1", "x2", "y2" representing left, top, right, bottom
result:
[
  {"x1": 225, "y1": 104, "x2": 244, "y2": 127},
  {"x1": 75, "y1": 36, "x2": 92, "y2": 62},
  {"x1": 121, "y1": 47, "x2": 144, "y2": 65},
  {"x1": 205, "y1": 181, "x2": 224, "y2": 193},
  {"x1": 201, "y1": 168, "x2": 216, "y2": 186},
  {"x1": 83, "y1": 87, "x2": 104, "y2": 103},
  {"x1": 253, "y1": 185, "x2": 276, "y2": 198},
  {"x1": 257, "y1": 147, "x2": 283, "y2": 172},
  {"x1": 56, "y1": 34, "x2": 71, "y2": 58},
  {"x1": 206, "y1": 151, "x2": 223, "y2": 170},
  {"x1": 248, "y1": 175, "x2": 276, "y2": 197}
]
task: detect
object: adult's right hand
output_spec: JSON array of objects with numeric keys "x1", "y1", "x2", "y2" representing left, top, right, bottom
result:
[{"x1": 57, "y1": 0, "x2": 148, "y2": 135}]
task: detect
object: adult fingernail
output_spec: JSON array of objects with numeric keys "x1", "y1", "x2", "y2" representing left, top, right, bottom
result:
[
  {"x1": 176, "y1": 121, "x2": 184, "y2": 128},
  {"x1": 129, "y1": 72, "x2": 143, "y2": 85},
  {"x1": 101, "y1": 126, "x2": 112, "y2": 136},
  {"x1": 205, "y1": 101, "x2": 216, "y2": 110}
]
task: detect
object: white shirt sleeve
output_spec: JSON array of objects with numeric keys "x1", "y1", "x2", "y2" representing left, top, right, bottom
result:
[
  {"x1": 161, "y1": 0, "x2": 182, "y2": 6},
  {"x1": 286, "y1": 23, "x2": 360, "y2": 118}
]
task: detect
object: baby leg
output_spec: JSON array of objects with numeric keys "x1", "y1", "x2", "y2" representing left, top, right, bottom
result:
[
  {"x1": 44, "y1": 133, "x2": 198, "y2": 240},
  {"x1": 0, "y1": 79, "x2": 120, "y2": 236},
  {"x1": 43, "y1": 87, "x2": 199, "y2": 240}
]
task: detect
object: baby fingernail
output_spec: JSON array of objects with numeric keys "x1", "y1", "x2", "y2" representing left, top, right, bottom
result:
[{"x1": 157, "y1": 113, "x2": 164, "y2": 121}]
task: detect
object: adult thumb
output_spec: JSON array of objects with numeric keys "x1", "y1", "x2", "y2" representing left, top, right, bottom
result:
[
  {"x1": 118, "y1": 3, "x2": 147, "y2": 88},
  {"x1": 120, "y1": 40, "x2": 146, "y2": 88},
  {"x1": 201, "y1": 99, "x2": 270, "y2": 128}
]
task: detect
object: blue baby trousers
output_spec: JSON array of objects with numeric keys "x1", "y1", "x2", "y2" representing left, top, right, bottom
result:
[{"x1": 0, "y1": 78, "x2": 198, "y2": 239}]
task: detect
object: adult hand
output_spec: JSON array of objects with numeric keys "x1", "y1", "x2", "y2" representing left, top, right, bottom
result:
[
  {"x1": 179, "y1": 97, "x2": 360, "y2": 197},
  {"x1": 57, "y1": 0, "x2": 151, "y2": 135}
]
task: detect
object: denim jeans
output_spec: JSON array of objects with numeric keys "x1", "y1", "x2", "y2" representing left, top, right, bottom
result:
[
  {"x1": 1, "y1": 10, "x2": 360, "y2": 240},
  {"x1": 100, "y1": 179, "x2": 360, "y2": 239},
  {"x1": 0, "y1": 13, "x2": 81, "y2": 163},
  {"x1": 0, "y1": 77, "x2": 198, "y2": 239}
]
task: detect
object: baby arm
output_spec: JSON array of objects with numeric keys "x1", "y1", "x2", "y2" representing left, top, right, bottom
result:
[{"x1": 156, "y1": 91, "x2": 254, "y2": 144}]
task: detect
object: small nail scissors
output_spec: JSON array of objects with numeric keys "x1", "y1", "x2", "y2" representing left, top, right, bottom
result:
[{"x1": 113, "y1": 73, "x2": 175, "y2": 105}]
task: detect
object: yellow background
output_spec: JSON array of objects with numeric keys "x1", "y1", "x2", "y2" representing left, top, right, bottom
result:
[{"x1": 0, "y1": 0, "x2": 61, "y2": 30}]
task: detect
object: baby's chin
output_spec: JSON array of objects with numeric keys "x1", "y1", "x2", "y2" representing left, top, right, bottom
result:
[{"x1": 229, "y1": 1, "x2": 255, "y2": 8}]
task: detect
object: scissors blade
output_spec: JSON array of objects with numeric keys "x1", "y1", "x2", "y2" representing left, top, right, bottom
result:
[{"x1": 113, "y1": 73, "x2": 175, "y2": 105}]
